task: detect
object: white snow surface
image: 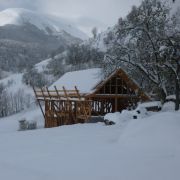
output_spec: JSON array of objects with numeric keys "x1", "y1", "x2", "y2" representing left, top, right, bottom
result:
[
  {"x1": 104, "y1": 105, "x2": 148, "y2": 124},
  {"x1": 0, "y1": 8, "x2": 88, "y2": 40},
  {"x1": 0, "y1": 106, "x2": 180, "y2": 180},
  {"x1": 0, "y1": 73, "x2": 33, "y2": 95},
  {"x1": 162, "y1": 101, "x2": 175, "y2": 112},
  {"x1": 138, "y1": 101, "x2": 162, "y2": 108},
  {"x1": 166, "y1": 94, "x2": 176, "y2": 100},
  {"x1": 35, "y1": 58, "x2": 51, "y2": 73},
  {"x1": 49, "y1": 68, "x2": 103, "y2": 93}
]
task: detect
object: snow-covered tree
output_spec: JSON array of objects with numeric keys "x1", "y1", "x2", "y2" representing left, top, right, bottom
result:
[
  {"x1": 159, "y1": 10, "x2": 180, "y2": 109},
  {"x1": 92, "y1": 27, "x2": 98, "y2": 39},
  {"x1": 104, "y1": 0, "x2": 180, "y2": 109}
]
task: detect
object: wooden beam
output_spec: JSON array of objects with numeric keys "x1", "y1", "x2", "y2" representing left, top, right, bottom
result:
[
  {"x1": 75, "y1": 86, "x2": 81, "y2": 100},
  {"x1": 33, "y1": 86, "x2": 45, "y2": 120},
  {"x1": 91, "y1": 94, "x2": 137, "y2": 98}
]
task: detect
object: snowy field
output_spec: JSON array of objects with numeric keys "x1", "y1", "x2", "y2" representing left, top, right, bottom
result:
[{"x1": 0, "y1": 106, "x2": 180, "y2": 180}]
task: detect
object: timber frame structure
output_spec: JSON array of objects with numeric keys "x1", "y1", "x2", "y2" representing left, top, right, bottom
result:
[
  {"x1": 86, "y1": 69, "x2": 150, "y2": 115},
  {"x1": 33, "y1": 86, "x2": 91, "y2": 128},
  {"x1": 34, "y1": 68, "x2": 150, "y2": 128}
]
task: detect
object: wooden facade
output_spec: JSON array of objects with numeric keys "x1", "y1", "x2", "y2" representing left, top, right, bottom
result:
[
  {"x1": 34, "y1": 68, "x2": 150, "y2": 128},
  {"x1": 86, "y1": 69, "x2": 149, "y2": 115}
]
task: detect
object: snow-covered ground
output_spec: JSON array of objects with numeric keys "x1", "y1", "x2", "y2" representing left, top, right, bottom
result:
[{"x1": 0, "y1": 103, "x2": 180, "y2": 180}]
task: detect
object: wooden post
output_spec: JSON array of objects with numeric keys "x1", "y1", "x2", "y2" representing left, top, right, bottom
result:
[
  {"x1": 75, "y1": 86, "x2": 81, "y2": 100},
  {"x1": 32, "y1": 86, "x2": 45, "y2": 120},
  {"x1": 54, "y1": 86, "x2": 61, "y2": 99},
  {"x1": 115, "y1": 77, "x2": 118, "y2": 112},
  {"x1": 121, "y1": 79, "x2": 123, "y2": 94},
  {"x1": 40, "y1": 87, "x2": 51, "y2": 127},
  {"x1": 62, "y1": 86, "x2": 72, "y2": 124},
  {"x1": 115, "y1": 97, "x2": 118, "y2": 112},
  {"x1": 46, "y1": 87, "x2": 59, "y2": 127},
  {"x1": 110, "y1": 79, "x2": 112, "y2": 94}
]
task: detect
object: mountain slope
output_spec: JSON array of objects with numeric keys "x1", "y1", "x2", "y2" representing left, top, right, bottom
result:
[
  {"x1": 0, "y1": 8, "x2": 88, "y2": 40},
  {"x1": 0, "y1": 8, "x2": 87, "y2": 72}
]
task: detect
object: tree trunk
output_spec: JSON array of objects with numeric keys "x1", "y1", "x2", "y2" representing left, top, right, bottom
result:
[
  {"x1": 175, "y1": 63, "x2": 180, "y2": 111},
  {"x1": 175, "y1": 78, "x2": 180, "y2": 111},
  {"x1": 157, "y1": 87, "x2": 166, "y2": 104}
]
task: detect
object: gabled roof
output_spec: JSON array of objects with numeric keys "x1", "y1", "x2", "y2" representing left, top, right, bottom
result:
[
  {"x1": 93, "y1": 69, "x2": 140, "y2": 94},
  {"x1": 49, "y1": 68, "x2": 103, "y2": 94},
  {"x1": 49, "y1": 68, "x2": 150, "y2": 100}
]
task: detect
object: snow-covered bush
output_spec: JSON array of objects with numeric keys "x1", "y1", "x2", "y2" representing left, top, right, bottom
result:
[
  {"x1": 19, "y1": 119, "x2": 28, "y2": 131},
  {"x1": 27, "y1": 121, "x2": 37, "y2": 130},
  {"x1": 19, "y1": 119, "x2": 37, "y2": 131}
]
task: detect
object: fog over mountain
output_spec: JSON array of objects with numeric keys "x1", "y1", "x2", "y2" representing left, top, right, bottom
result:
[
  {"x1": 0, "y1": 0, "x2": 143, "y2": 35},
  {"x1": 0, "y1": 8, "x2": 86, "y2": 72}
]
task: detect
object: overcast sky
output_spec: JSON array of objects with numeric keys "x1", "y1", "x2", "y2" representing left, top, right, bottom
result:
[{"x1": 0, "y1": 0, "x2": 174, "y2": 35}]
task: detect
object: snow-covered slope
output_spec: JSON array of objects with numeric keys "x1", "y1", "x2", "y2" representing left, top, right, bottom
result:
[
  {"x1": 0, "y1": 73, "x2": 35, "y2": 116},
  {"x1": 87, "y1": 27, "x2": 114, "y2": 52},
  {"x1": 35, "y1": 58, "x2": 52, "y2": 73},
  {"x1": 0, "y1": 106, "x2": 179, "y2": 180},
  {"x1": 0, "y1": 8, "x2": 88, "y2": 40},
  {"x1": 0, "y1": 73, "x2": 32, "y2": 95}
]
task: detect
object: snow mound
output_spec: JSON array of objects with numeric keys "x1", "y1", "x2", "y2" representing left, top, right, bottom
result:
[
  {"x1": 138, "y1": 101, "x2": 162, "y2": 108},
  {"x1": 166, "y1": 95, "x2": 176, "y2": 101},
  {"x1": 104, "y1": 103, "x2": 150, "y2": 124},
  {"x1": 162, "y1": 101, "x2": 175, "y2": 112},
  {"x1": 0, "y1": 8, "x2": 88, "y2": 40}
]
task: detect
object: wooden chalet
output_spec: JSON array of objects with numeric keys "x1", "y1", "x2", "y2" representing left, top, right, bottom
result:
[{"x1": 34, "y1": 68, "x2": 150, "y2": 128}]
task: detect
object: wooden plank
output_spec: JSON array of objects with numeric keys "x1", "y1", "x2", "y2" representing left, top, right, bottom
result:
[{"x1": 93, "y1": 94, "x2": 137, "y2": 98}]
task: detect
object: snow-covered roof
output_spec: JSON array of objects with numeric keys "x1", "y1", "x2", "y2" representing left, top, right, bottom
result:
[{"x1": 49, "y1": 68, "x2": 103, "y2": 94}]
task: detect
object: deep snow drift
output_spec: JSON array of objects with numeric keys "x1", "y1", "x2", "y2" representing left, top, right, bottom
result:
[{"x1": 0, "y1": 106, "x2": 180, "y2": 180}]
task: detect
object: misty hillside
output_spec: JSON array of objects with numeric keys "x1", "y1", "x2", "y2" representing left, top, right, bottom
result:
[
  {"x1": 0, "y1": 8, "x2": 88, "y2": 40},
  {"x1": 0, "y1": 8, "x2": 87, "y2": 72}
]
